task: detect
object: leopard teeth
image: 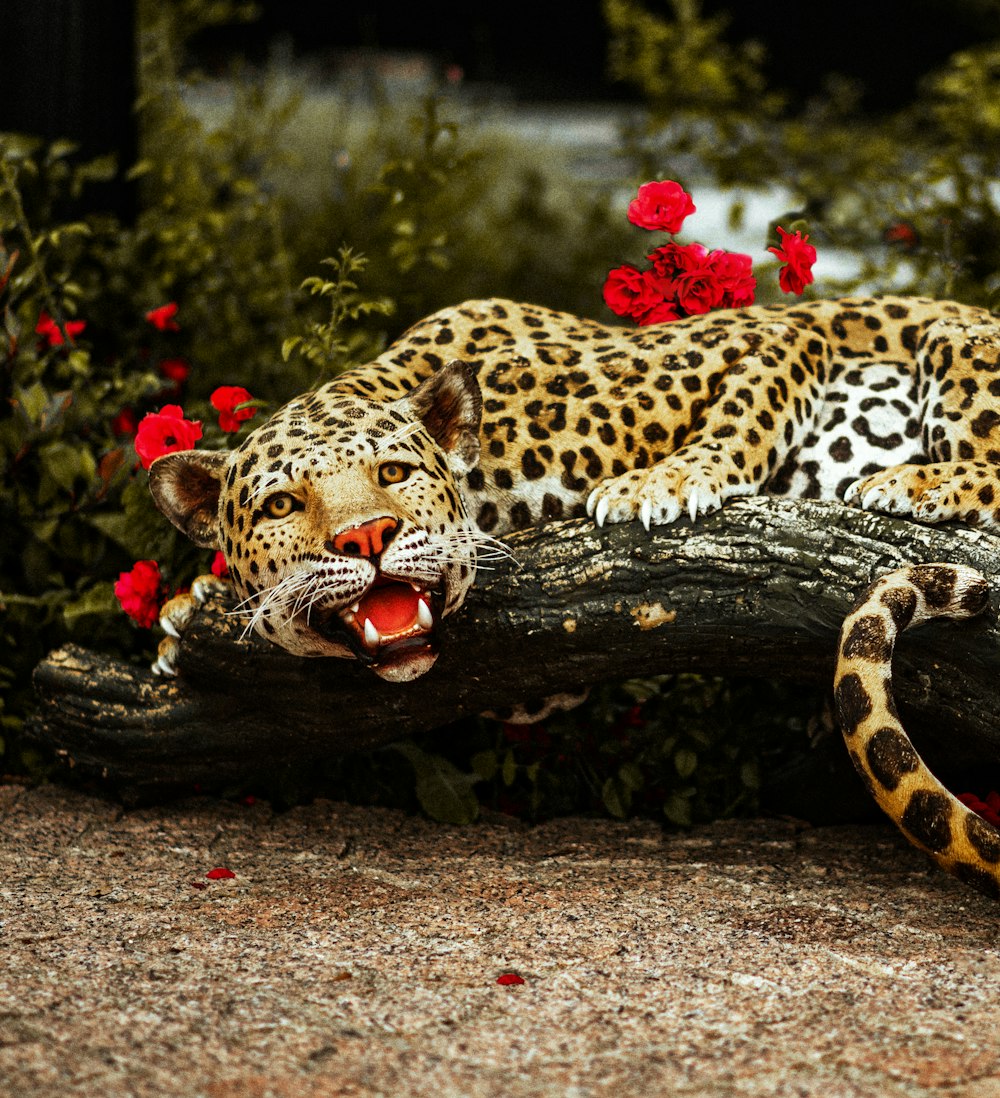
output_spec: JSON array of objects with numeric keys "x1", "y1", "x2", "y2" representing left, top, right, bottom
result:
[
  {"x1": 417, "y1": 598, "x2": 434, "y2": 630},
  {"x1": 349, "y1": 602, "x2": 360, "y2": 614},
  {"x1": 363, "y1": 619, "x2": 380, "y2": 647}
]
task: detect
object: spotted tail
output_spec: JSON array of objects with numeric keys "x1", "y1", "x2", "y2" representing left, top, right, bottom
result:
[{"x1": 834, "y1": 563, "x2": 999, "y2": 898}]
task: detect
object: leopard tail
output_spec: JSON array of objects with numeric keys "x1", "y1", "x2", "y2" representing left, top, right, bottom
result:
[{"x1": 834, "y1": 563, "x2": 1000, "y2": 897}]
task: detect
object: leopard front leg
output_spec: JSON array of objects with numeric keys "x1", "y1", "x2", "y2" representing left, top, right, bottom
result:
[
  {"x1": 586, "y1": 322, "x2": 828, "y2": 528},
  {"x1": 847, "y1": 317, "x2": 1000, "y2": 530},
  {"x1": 153, "y1": 573, "x2": 231, "y2": 675}
]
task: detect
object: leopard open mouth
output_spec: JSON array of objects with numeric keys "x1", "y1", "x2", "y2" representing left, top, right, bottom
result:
[{"x1": 314, "y1": 577, "x2": 441, "y2": 682}]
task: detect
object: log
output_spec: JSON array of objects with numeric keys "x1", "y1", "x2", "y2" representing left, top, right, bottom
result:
[{"x1": 29, "y1": 497, "x2": 1000, "y2": 799}]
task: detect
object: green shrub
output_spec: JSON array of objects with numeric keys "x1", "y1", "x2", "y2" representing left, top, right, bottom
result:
[{"x1": 2, "y1": 0, "x2": 996, "y2": 821}]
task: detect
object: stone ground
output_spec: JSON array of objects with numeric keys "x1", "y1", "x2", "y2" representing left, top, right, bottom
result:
[{"x1": 1, "y1": 782, "x2": 999, "y2": 1098}]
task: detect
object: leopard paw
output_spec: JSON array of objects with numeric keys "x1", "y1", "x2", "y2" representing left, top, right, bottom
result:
[
  {"x1": 845, "y1": 461, "x2": 1000, "y2": 529},
  {"x1": 152, "y1": 573, "x2": 231, "y2": 676},
  {"x1": 585, "y1": 450, "x2": 750, "y2": 530}
]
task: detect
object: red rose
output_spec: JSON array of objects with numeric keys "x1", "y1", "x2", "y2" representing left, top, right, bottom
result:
[
  {"x1": 134, "y1": 404, "x2": 203, "y2": 470},
  {"x1": 210, "y1": 550, "x2": 230, "y2": 578},
  {"x1": 114, "y1": 560, "x2": 164, "y2": 628},
  {"x1": 646, "y1": 241, "x2": 709, "y2": 277},
  {"x1": 674, "y1": 268, "x2": 726, "y2": 316},
  {"x1": 111, "y1": 407, "x2": 139, "y2": 438},
  {"x1": 36, "y1": 311, "x2": 86, "y2": 347},
  {"x1": 627, "y1": 180, "x2": 696, "y2": 233},
  {"x1": 637, "y1": 298, "x2": 681, "y2": 326},
  {"x1": 496, "y1": 973, "x2": 525, "y2": 986},
  {"x1": 707, "y1": 250, "x2": 756, "y2": 308},
  {"x1": 603, "y1": 264, "x2": 666, "y2": 320},
  {"x1": 158, "y1": 358, "x2": 190, "y2": 384},
  {"x1": 768, "y1": 226, "x2": 817, "y2": 295},
  {"x1": 146, "y1": 302, "x2": 180, "y2": 331},
  {"x1": 211, "y1": 385, "x2": 258, "y2": 433}
]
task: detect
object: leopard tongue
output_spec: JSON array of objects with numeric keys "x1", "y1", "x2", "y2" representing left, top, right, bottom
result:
[{"x1": 358, "y1": 583, "x2": 420, "y2": 638}]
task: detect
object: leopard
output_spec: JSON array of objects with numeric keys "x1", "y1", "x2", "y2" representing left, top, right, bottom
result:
[{"x1": 148, "y1": 293, "x2": 1000, "y2": 895}]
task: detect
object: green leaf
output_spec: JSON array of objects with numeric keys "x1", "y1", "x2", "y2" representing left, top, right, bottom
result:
[
  {"x1": 618, "y1": 761, "x2": 645, "y2": 792},
  {"x1": 392, "y1": 742, "x2": 479, "y2": 825},
  {"x1": 63, "y1": 582, "x2": 116, "y2": 624},
  {"x1": 502, "y1": 747, "x2": 517, "y2": 787},
  {"x1": 601, "y1": 776, "x2": 629, "y2": 819},
  {"x1": 663, "y1": 792, "x2": 693, "y2": 827},
  {"x1": 470, "y1": 750, "x2": 498, "y2": 782},
  {"x1": 674, "y1": 748, "x2": 698, "y2": 779}
]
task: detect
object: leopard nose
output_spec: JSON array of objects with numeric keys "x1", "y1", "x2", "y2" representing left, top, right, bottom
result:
[{"x1": 327, "y1": 516, "x2": 398, "y2": 558}]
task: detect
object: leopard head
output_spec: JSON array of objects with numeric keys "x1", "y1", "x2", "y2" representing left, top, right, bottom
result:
[{"x1": 149, "y1": 362, "x2": 483, "y2": 682}]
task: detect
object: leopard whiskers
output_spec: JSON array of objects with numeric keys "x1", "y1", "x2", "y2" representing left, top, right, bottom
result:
[{"x1": 227, "y1": 569, "x2": 319, "y2": 638}]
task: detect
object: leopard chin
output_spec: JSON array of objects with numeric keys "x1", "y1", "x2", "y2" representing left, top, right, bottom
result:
[{"x1": 370, "y1": 641, "x2": 440, "y2": 682}]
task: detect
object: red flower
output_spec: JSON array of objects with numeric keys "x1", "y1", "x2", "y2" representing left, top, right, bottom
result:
[
  {"x1": 205, "y1": 867, "x2": 236, "y2": 880},
  {"x1": 146, "y1": 302, "x2": 180, "y2": 331},
  {"x1": 627, "y1": 180, "x2": 696, "y2": 234},
  {"x1": 211, "y1": 386, "x2": 258, "y2": 433},
  {"x1": 111, "y1": 407, "x2": 139, "y2": 437},
  {"x1": 674, "y1": 268, "x2": 726, "y2": 316},
  {"x1": 647, "y1": 241, "x2": 709, "y2": 277},
  {"x1": 637, "y1": 299, "x2": 682, "y2": 326},
  {"x1": 134, "y1": 404, "x2": 203, "y2": 470},
  {"x1": 768, "y1": 226, "x2": 817, "y2": 295},
  {"x1": 114, "y1": 560, "x2": 164, "y2": 628},
  {"x1": 958, "y1": 792, "x2": 1000, "y2": 828},
  {"x1": 158, "y1": 357, "x2": 190, "y2": 385},
  {"x1": 603, "y1": 264, "x2": 668, "y2": 322},
  {"x1": 883, "y1": 222, "x2": 919, "y2": 250},
  {"x1": 706, "y1": 250, "x2": 757, "y2": 308},
  {"x1": 210, "y1": 550, "x2": 230, "y2": 578},
  {"x1": 496, "y1": 973, "x2": 525, "y2": 986},
  {"x1": 36, "y1": 311, "x2": 85, "y2": 347}
]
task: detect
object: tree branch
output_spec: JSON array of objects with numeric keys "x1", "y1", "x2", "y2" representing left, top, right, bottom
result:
[{"x1": 30, "y1": 498, "x2": 1000, "y2": 798}]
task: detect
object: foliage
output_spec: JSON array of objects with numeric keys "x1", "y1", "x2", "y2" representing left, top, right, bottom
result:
[
  {"x1": 3, "y1": 0, "x2": 998, "y2": 828},
  {"x1": 604, "y1": 0, "x2": 1000, "y2": 308},
  {"x1": 0, "y1": 0, "x2": 629, "y2": 782}
]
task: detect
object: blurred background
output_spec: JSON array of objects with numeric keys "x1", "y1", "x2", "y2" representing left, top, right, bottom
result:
[{"x1": 2, "y1": 0, "x2": 999, "y2": 819}]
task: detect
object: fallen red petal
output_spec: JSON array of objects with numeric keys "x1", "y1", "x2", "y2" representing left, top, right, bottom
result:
[
  {"x1": 205, "y1": 867, "x2": 236, "y2": 880},
  {"x1": 496, "y1": 972, "x2": 525, "y2": 986}
]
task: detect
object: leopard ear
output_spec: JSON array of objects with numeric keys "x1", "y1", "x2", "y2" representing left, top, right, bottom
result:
[
  {"x1": 148, "y1": 449, "x2": 228, "y2": 548},
  {"x1": 403, "y1": 360, "x2": 482, "y2": 475}
]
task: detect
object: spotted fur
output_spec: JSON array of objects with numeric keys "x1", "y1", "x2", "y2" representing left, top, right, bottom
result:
[
  {"x1": 835, "y1": 564, "x2": 997, "y2": 897},
  {"x1": 148, "y1": 294, "x2": 1000, "y2": 871}
]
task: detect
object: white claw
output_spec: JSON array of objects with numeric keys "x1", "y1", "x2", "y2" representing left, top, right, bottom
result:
[
  {"x1": 160, "y1": 615, "x2": 180, "y2": 639},
  {"x1": 416, "y1": 598, "x2": 434, "y2": 630},
  {"x1": 585, "y1": 487, "x2": 599, "y2": 517},
  {"x1": 363, "y1": 619, "x2": 380, "y2": 648},
  {"x1": 688, "y1": 489, "x2": 699, "y2": 523},
  {"x1": 153, "y1": 654, "x2": 177, "y2": 677},
  {"x1": 594, "y1": 496, "x2": 609, "y2": 528},
  {"x1": 640, "y1": 498, "x2": 652, "y2": 531},
  {"x1": 861, "y1": 488, "x2": 879, "y2": 511}
]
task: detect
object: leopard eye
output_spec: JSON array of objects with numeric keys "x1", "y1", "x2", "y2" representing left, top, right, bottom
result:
[
  {"x1": 378, "y1": 461, "x2": 413, "y2": 486},
  {"x1": 262, "y1": 492, "x2": 301, "y2": 519}
]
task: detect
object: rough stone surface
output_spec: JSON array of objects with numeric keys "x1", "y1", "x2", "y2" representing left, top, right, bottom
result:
[{"x1": 2, "y1": 782, "x2": 999, "y2": 1097}]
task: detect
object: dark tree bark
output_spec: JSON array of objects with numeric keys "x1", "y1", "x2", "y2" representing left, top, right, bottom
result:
[{"x1": 30, "y1": 498, "x2": 1000, "y2": 799}]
